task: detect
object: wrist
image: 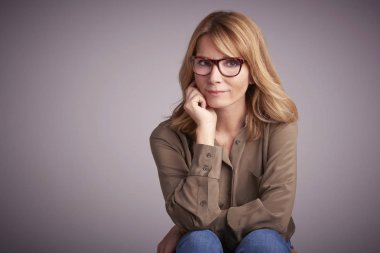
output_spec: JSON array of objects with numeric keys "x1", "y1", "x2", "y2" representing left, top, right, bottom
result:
[
  {"x1": 196, "y1": 127, "x2": 215, "y2": 146},
  {"x1": 178, "y1": 227, "x2": 187, "y2": 235},
  {"x1": 173, "y1": 225, "x2": 186, "y2": 235}
]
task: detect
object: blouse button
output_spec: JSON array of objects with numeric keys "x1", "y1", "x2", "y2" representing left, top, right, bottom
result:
[{"x1": 200, "y1": 200, "x2": 207, "y2": 207}]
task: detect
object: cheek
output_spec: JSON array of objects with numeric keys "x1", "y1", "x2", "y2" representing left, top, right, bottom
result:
[
  {"x1": 235, "y1": 75, "x2": 250, "y2": 92},
  {"x1": 194, "y1": 76, "x2": 207, "y2": 89},
  {"x1": 230, "y1": 80, "x2": 249, "y2": 97},
  {"x1": 239, "y1": 66, "x2": 250, "y2": 83}
]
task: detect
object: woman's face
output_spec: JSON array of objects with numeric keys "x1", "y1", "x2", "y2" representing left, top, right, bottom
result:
[{"x1": 194, "y1": 34, "x2": 250, "y2": 111}]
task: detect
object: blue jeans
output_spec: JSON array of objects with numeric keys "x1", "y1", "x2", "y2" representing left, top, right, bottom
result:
[{"x1": 176, "y1": 229, "x2": 293, "y2": 253}]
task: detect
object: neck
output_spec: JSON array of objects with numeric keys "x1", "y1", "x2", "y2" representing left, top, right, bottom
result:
[{"x1": 215, "y1": 103, "x2": 247, "y2": 135}]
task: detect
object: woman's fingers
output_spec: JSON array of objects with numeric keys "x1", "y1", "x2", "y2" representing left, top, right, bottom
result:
[
  {"x1": 185, "y1": 83, "x2": 206, "y2": 108},
  {"x1": 184, "y1": 82, "x2": 194, "y2": 97},
  {"x1": 185, "y1": 87, "x2": 198, "y2": 101},
  {"x1": 187, "y1": 92, "x2": 206, "y2": 111},
  {"x1": 156, "y1": 225, "x2": 181, "y2": 253},
  {"x1": 183, "y1": 82, "x2": 217, "y2": 129},
  {"x1": 185, "y1": 82, "x2": 200, "y2": 97},
  {"x1": 157, "y1": 241, "x2": 167, "y2": 253},
  {"x1": 193, "y1": 94, "x2": 206, "y2": 109},
  {"x1": 199, "y1": 97, "x2": 207, "y2": 109}
]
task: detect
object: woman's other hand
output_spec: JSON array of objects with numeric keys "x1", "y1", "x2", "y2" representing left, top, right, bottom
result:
[
  {"x1": 183, "y1": 83, "x2": 216, "y2": 145},
  {"x1": 157, "y1": 225, "x2": 185, "y2": 253}
]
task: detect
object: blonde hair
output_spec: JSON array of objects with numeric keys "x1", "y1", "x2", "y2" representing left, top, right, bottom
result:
[{"x1": 170, "y1": 11, "x2": 298, "y2": 140}]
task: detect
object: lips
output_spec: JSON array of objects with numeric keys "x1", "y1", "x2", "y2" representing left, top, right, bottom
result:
[{"x1": 206, "y1": 90, "x2": 227, "y2": 95}]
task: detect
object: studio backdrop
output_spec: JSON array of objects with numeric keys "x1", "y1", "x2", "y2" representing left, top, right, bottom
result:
[{"x1": 1, "y1": 1, "x2": 379, "y2": 252}]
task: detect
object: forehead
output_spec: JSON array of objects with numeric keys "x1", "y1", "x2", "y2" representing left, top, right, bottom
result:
[{"x1": 195, "y1": 34, "x2": 230, "y2": 59}]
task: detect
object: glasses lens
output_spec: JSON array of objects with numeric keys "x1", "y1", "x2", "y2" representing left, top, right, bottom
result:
[
  {"x1": 219, "y1": 58, "x2": 242, "y2": 77},
  {"x1": 193, "y1": 58, "x2": 211, "y2": 75},
  {"x1": 192, "y1": 57, "x2": 243, "y2": 77}
]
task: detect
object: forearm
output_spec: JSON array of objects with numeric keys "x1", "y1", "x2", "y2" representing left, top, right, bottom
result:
[
  {"x1": 225, "y1": 121, "x2": 298, "y2": 241},
  {"x1": 165, "y1": 143, "x2": 223, "y2": 229},
  {"x1": 196, "y1": 126, "x2": 215, "y2": 146},
  {"x1": 226, "y1": 180, "x2": 296, "y2": 240}
]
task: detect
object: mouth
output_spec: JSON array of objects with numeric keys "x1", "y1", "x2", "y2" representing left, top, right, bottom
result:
[{"x1": 206, "y1": 90, "x2": 228, "y2": 95}]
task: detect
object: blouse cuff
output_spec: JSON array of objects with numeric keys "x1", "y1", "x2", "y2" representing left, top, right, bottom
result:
[{"x1": 190, "y1": 143, "x2": 223, "y2": 179}]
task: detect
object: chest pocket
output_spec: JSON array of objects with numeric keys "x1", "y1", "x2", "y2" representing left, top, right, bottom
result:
[{"x1": 247, "y1": 123, "x2": 269, "y2": 178}]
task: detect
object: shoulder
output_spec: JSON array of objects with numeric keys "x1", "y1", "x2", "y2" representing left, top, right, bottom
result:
[
  {"x1": 150, "y1": 119, "x2": 177, "y2": 139},
  {"x1": 267, "y1": 120, "x2": 298, "y2": 141},
  {"x1": 262, "y1": 120, "x2": 298, "y2": 158},
  {"x1": 150, "y1": 119, "x2": 186, "y2": 146},
  {"x1": 150, "y1": 119, "x2": 190, "y2": 156},
  {"x1": 269, "y1": 120, "x2": 298, "y2": 133}
]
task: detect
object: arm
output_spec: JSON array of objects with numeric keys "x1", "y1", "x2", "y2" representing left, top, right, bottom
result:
[
  {"x1": 230, "y1": 121, "x2": 297, "y2": 240},
  {"x1": 150, "y1": 125, "x2": 223, "y2": 230},
  {"x1": 156, "y1": 224, "x2": 185, "y2": 253},
  {"x1": 150, "y1": 83, "x2": 222, "y2": 230},
  {"x1": 210, "y1": 121, "x2": 298, "y2": 242}
]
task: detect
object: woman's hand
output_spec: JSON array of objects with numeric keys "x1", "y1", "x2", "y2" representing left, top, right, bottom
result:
[
  {"x1": 157, "y1": 225, "x2": 185, "y2": 253},
  {"x1": 184, "y1": 83, "x2": 217, "y2": 128},
  {"x1": 183, "y1": 83, "x2": 217, "y2": 145}
]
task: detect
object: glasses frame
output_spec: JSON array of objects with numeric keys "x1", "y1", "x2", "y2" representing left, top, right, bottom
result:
[{"x1": 191, "y1": 56, "x2": 245, "y2": 77}]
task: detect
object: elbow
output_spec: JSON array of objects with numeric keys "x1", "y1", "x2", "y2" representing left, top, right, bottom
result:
[
  {"x1": 166, "y1": 203, "x2": 220, "y2": 231},
  {"x1": 193, "y1": 210, "x2": 221, "y2": 229},
  {"x1": 271, "y1": 213, "x2": 292, "y2": 234}
]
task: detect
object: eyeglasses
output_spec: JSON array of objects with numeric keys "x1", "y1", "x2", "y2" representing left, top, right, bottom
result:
[{"x1": 192, "y1": 56, "x2": 245, "y2": 77}]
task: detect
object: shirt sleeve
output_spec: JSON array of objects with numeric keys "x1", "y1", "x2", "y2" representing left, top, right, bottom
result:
[
  {"x1": 216, "y1": 121, "x2": 298, "y2": 243},
  {"x1": 150, "y1": 125, "x2": 223, "y2": 230}
]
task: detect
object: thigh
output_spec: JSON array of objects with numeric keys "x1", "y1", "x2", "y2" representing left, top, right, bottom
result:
[
  {"x1": 176, "y1": 230, "x2": 223, "y2": 253},
  {"x1": 235, "y1": 228, "x2": 292, "y2": 253}
]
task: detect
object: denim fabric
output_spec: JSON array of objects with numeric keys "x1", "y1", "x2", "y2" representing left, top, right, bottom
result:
[
  {"x1": 176, "y1": 230, "x2": 223, "y2": 253},
  {"x1": 235, "y1": 229, "x2": 293, "y2": 253},
  {"x1": 176, "y1": 229, "x2": 293, "y2": 253}
]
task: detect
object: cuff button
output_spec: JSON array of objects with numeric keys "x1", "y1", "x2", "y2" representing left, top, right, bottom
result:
[{"x1": 200, "y1": 200, "x2": 207, "y2": 207}]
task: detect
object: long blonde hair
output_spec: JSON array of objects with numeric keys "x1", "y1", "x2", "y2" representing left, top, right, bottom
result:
[{"x1": 170, "y1": 11, "x2": 298, "y2": 140}]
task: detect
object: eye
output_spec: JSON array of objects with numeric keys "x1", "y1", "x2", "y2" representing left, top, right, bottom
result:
[
  {"x1": 223, "y1": 58, "x2": 241, "y2": 68},
  {"x1": 196, "y1": 58, "x2": 211, "y2": 67}
]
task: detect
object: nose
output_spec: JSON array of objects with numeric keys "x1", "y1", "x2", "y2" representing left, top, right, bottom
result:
[{"x1": 208, "y1": 64, "x2": 222, "y2": 84}]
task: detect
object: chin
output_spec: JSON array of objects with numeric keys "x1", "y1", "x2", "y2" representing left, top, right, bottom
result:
[{"x1": 206, "y1": 100, "x2": 229, "y2": 109}]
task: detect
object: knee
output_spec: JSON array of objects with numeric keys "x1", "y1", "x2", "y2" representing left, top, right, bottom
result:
[
  {"x1": 237, "y1": 229, "x2": 290, "y2": 253},
  {"x1": 176, "y1": 230, "x2": 223, "y2": 253},
  {"x1": 182, "y1": 230, "x2": 217, "y2": 244}
]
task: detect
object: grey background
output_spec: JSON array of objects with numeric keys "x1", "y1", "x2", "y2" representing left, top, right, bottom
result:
[{"x1": 1, "y1": 0, "x2": 379, "y2": 252}]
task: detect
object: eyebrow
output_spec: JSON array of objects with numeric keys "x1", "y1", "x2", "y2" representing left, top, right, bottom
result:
[{"x1": 195, "y1": 55, "x2": 234, "y2": 59}]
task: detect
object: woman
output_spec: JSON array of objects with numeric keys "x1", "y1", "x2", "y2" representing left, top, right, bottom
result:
[{"x1": 150, "y1": 11, "x2": 298, "y2": 253}]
